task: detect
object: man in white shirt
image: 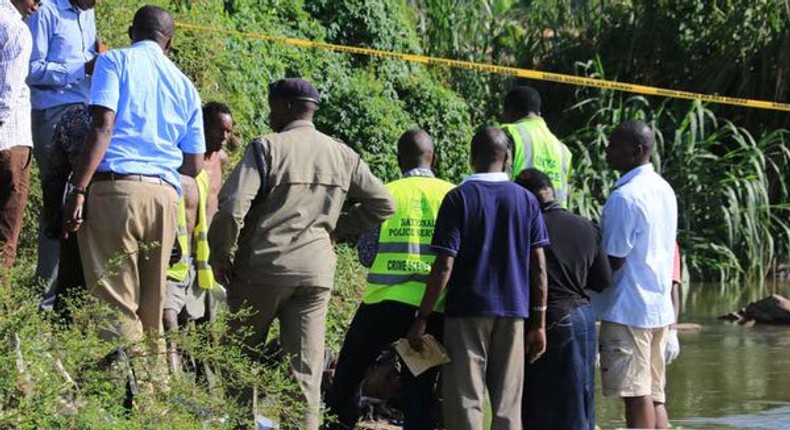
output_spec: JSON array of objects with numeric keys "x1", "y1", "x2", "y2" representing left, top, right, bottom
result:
[
  {"x1": 0, "y1": 0, "x2": 38, "y2": 270},
  {"x1": 593, "y1": 120, "x2": 678, "y2": 429}
]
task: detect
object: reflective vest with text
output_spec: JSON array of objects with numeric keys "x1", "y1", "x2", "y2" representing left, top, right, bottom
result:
[
  {"x1": 504, "y1": 116, "x2": 573, "y2": 206},
  {"x1": 364, "y1": 176, "x2": 454, "y2": 309}
]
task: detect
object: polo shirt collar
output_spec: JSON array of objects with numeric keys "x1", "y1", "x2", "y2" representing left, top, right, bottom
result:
[
  {"x1": 541, "y1": 200, "x2": 563, "y2": 213},
  {"x1": 280, "y1": 120, "x2": 315, "y2": 133},
  {"x1": 615, "y1": 163, "x2": 654, "y2": 189},
  {"x1": 462, "y1": 172, "x2": 509, "y2": 184}
]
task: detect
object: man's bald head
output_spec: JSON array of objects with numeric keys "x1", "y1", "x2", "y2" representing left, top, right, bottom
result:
[
  {"x1": 470, "y1": 128, "x2": 509, "y2": 173},
  {"x1": 130, "y1": 5, "x2": 175, "y2": 48},
  {"x1": 605, "y1": 120, "x2": 655, "y2": 173},
  {"x1": 397, "y1": 129, "x2": 434, "y2": 172}
]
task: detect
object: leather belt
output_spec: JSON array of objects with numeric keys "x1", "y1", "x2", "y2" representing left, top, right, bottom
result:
[{"x1": 92, "y1": 172, "x2": 174, "y2": 190}]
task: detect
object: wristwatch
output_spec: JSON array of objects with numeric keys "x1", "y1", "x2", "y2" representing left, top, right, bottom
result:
[{"x1": 67, "y1": 182, "x2": 87, "y2": 196}]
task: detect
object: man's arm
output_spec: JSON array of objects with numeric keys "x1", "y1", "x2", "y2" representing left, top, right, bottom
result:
[
  {"x1": 526, "y1": 246, "x2": 548, "y2": 363},
  {"x1": 407, "y1": 253, "x2": 454, "y2": 350},
  {"x1": 63, "y1": 106, "x2": 115, "y2": 232},
  {"x1": 356, "y1": 227, "x2": 380, "y2": 268},
  {"x1": 180, "y1": 153, "x2": 203, "y2": 178},
  {"x1": 334, "y1": 158, "x2": 395, "y2": 240},
  {"x1": 27, "y1": 10, "x2": 91, "y2": 87},
  {"x1": 207, "y1": 142, "x2": 263, "y2": 282}
]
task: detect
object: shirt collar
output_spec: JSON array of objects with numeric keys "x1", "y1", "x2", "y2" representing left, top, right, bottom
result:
[
  {"x1": 614, "y1": 163, "x2": 654, "y2": 189},
  {"x1": 133, "y1": 40, "x2": 165, "y2": 53},
  {"x1": 280, "y1": 120, "x2": 315, "y2": 133},
  {"x1": 402, "y1": 168, "x2": 435, "y2": 178},
  {"x1": 462, "y1": 172, "x2": 510, "y2": 184},
  {"x1": 2, "y1": 0, "x2": 21, "y2": 19},
  {"x1": 57, "y1": 0, "x2": 77, "y2": 11},
  {"x1": 540, "y1": 200, "x2": 563, "y2": 213}
]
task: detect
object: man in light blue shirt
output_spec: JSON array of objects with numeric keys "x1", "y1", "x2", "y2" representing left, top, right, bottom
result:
[
  {"x1": 26, "y1": 0, "x2": 100, "y2": 307},
  {"x1": 63, "y1": 5, "x2": 204, "y2": 388},
  {"x1": 592, "y1": 120, "x2": 677, "y2": 429}
]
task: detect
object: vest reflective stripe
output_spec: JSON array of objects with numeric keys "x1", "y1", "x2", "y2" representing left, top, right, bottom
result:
[
  {"x1": 194, "y1": 170, "x2": 215, "y2": 290},
  {"x1": 167, "y1": 196, "x2": 190, "y2": 282},
  {"x1": 367, "y1": 273, "x2": 428, "y2": 285},
  {"x1": 504, "y1": 117, "x2": 573, "y2": 206},
  {"x1": 376, "y1": 242, "x2": 435, "y2": 255},
  {"x1": 364, "y1": 176, "x2": 454, "y2": 308}
]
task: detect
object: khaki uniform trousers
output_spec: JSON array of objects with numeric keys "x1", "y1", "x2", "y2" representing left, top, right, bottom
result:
[
  {"x1": 228, "y1": 280, "x2": 331, "y2": 430},
  {"x1": 78, "y1": 180, "x2": 177, "y2": 378},
  {"x1": 443, "y1": 316, "x2": 525, "y2": 430}
]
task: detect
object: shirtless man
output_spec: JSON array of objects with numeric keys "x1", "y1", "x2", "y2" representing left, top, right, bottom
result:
[{"x1": 202, "y1": 102, "x2": 233, "y2": 223}]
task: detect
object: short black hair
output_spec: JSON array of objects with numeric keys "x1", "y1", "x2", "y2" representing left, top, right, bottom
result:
[
  {"x1": 504, "y1": 86, "x2": 542, "y2": 116},
  {"x1": 131, "y1": 5, "x2": 174, "y2": 43},
  {"x1": 515, "y1": 168, "x2": 554, "y2": 195},
  {"x1": 203, "y1": 101, "x2": 232, "y2": 129}
]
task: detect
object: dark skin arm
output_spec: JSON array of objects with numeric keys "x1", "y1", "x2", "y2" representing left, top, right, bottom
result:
[
  {"x1": 407, "y1": 253, "x2": 454, "y2": 350},
  {"x1": 526, "y1": 247, "x2": 547, "y2": 363},
  {"x1": 64, "y1": 106, "x2": 115, "y2": 233},
  {"x1": 179, "y1": 153, "x2": 204, "y2": 178}
]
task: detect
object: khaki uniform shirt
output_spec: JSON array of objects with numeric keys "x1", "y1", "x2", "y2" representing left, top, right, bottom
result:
[{"x1": 209, "y1": 120, "x2": 395, "y2": 288}]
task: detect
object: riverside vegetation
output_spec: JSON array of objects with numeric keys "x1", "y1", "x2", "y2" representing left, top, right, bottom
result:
[{"x1": 1, "y1": 0, "x2": 788, "y2": 427}]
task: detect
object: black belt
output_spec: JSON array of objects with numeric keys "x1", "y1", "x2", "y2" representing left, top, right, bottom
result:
[{"x1": 92, "y1": 172, "x2": 174, "y2": 190}]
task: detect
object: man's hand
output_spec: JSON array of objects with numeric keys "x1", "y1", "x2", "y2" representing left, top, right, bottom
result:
[
  {"x1": 63, "y1": 192, "x2": 85, "y2": 234},
  {"x1": 213, "y1": 259, "x2": 234, "y2": 286},
  {"x1": 525, "y1": 327, "x2": 546, "y2": 364},
  {"x1": 407, "y1": 317, "x2": 427, "y2": 352},
  {"x1": 96, "y1": 40, "x2": 108, "y2": 53},
  {"x1": 664, "y1": 327, "x2": 680, "y2": 364}
]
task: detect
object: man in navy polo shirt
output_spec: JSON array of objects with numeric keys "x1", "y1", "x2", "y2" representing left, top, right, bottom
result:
[{"x1": 408, "y1": 128, "x2": 549, "y2": 430}]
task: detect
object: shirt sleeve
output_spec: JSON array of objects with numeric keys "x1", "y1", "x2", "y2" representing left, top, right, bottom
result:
[
  {"x1": 333, "y1": 158, "x2": 396, "y2": 239},
  {"x1": 178, "y1": 86, "x2": 205, "y2": 154},
  {"x1": 601, "y1": 192, "x2": 644, "y2": 258},
  {"x1": 208, "y1": 140, "x2": 266, "y2": 266},
  {"x1": 89, "y1": 54, "x2": 119, "y2": 112},
  {"x1": 528, "y1": 194, "x2": 550, "y2": 248},
  {"x1": 431, "y1": 190, "x2": 463, "y2": 257},
  {"x1": 0, "y1": 25, "x2": 26, "y2": 121},
  {"x1": 26, "y1": 10, "x2": 86, "y2": 88}
]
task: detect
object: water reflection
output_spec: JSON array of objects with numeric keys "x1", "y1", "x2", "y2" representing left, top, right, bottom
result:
[{"x1": 596, "y1": 281, "x2": 790, "y2": 429}]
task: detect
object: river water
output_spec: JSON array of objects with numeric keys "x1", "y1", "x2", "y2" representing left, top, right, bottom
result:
[{"x1": 596, "y1": 281, "x2": 790, "y2": 429}]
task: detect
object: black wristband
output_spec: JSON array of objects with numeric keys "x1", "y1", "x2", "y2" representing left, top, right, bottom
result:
[{"x1": 68, "y1": 183, "x2": 88, "y2": 196}]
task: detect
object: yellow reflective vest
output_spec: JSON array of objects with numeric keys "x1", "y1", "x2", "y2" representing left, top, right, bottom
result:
[
  {"x1": 166, "y1": 170, "x2": 214, "y2": 289},
  {"x1": 503, "y1": 116, "x2": 572, "y2": 206},
  {"x1": 364, "y1": 175, "x2": 454, "y2": 309}
]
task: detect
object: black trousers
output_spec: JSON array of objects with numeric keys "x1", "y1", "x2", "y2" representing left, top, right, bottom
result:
[{"x1": 324, "y1": 300, "x2": 443, "y2": 430}]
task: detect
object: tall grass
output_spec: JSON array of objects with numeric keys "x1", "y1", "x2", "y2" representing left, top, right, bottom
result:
[{"x1": 565, "y1": 83, "x2": 790, "y2": 281}]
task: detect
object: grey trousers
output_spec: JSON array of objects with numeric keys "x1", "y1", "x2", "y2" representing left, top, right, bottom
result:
[
  {"x1": 443, "y1": 316, "x2": 525, "y2": 430},
  {"x1": 228, "y1": 281, "x2": 331, "y2": 430},
  {"x1": 32, "y1": 103, "x2": 82, "y2": 308}
]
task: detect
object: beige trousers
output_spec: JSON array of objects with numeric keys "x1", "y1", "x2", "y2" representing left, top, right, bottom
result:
[
  {"x1": 78, "y1": 180, "x2": 177, "y2": 344},
  {"x1": 228, "y1": 281, "x2": 331, "y2": 430},
  {"x1": 443, "y1": 316, "x2": 525, "y2": 430}
]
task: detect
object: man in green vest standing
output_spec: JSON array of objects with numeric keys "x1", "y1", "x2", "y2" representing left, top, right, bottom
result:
[
  {"x1": 502, "y1": 86, "x2": 573, "y2": 206},
  {"x1": 324, "y1": 129, "x2": 454, "y2": 430}
]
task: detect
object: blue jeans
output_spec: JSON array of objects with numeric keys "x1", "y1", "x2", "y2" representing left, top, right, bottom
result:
[{"x1": 523, "y1": 303, "x2": 596, "y2": 430}]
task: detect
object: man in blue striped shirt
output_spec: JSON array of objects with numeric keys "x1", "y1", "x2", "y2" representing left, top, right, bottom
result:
[{"x1": 27, "y1": 0, "x2": 101, "y2": 307}]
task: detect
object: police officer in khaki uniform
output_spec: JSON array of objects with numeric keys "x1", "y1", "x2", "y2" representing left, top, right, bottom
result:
[{"x1": 208, "y1": 78, "x2": 395, "y2": 430}]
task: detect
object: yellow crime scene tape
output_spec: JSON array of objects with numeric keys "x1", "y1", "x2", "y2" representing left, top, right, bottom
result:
[{"x1": 174, "y1": 22, "x2": 790, "y2": 113}]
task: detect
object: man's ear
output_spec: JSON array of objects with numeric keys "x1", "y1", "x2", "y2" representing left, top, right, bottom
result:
[
  {"x1": 127, "y1": 26, "x2": 134, "y2": 41},
  {"x1": 164, "y1": 35, "x2": 173, "y2": 54},
  {"x1": 430, "y1": 152, "x2": 436, "y2": 168}
]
